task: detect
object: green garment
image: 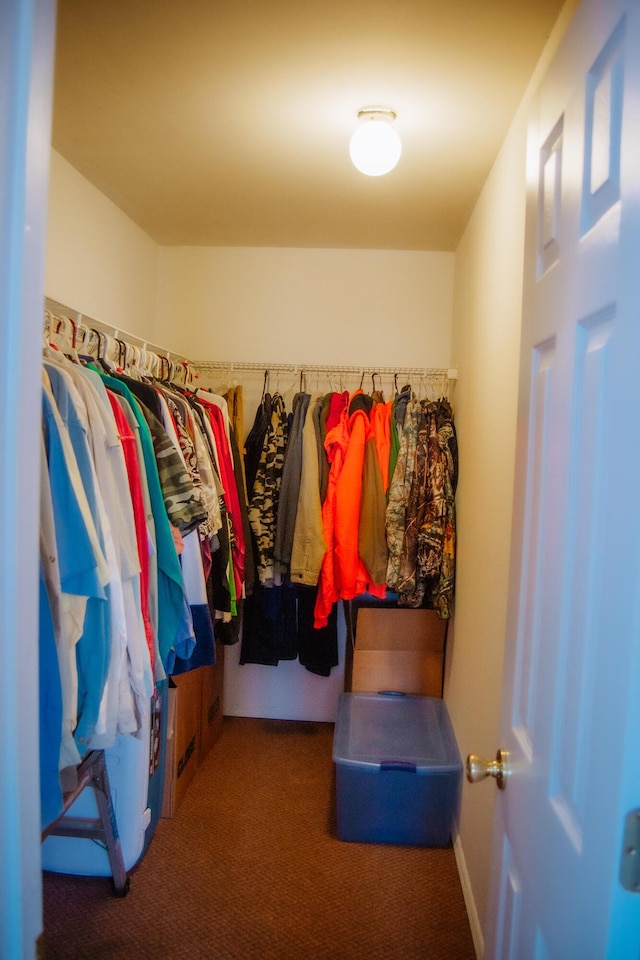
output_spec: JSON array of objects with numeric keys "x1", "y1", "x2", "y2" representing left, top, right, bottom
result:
[{"x1": 94, "y1": 369, "x2": 190, "y2": 673}]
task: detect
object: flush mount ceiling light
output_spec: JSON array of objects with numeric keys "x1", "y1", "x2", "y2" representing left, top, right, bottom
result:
[{"x1": 349, "y1": 107, "x2": 401, "y2": 177}]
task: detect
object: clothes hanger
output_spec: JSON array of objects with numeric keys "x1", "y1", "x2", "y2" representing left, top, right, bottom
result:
[
  {"x1": 92, "y1": 330, "x2": 117, "y2": 373},
  {"x1": 371, "y1": 372, "x2": 385, "y2": 402},
  {"x1": 158, "y1": 354, "x2": 169, "y2": 381},
  {"x1": 112, "y1": 338, "x2": 127, "y2": 373},
  {"x1": 182, "y1": 361, "x2": 192, "y2": 388},
  {"x1": 128, "y1": 343, "x2": 147, "y2": 380},
  {"x1": 84, "y1": 328, "x2": 101, "y2": 360},
  {"x1": 43, "y1": 309, "x2": 53, "y2": 341},
  {"x1": 144, "y1": 349, "x2": 159, "y2": 378},
  {"x1": 147, "y1": 350, "x2": 161, "y2": 378},
  {"x1": 45, "y1": 314, "x2": 81, "y2": 363},
  {"x1": 174, "y1": 360, "x2": 195, "y2": 393},
  {"x1": 75, "y1": 322, "x2": 91, "y2": 356}
]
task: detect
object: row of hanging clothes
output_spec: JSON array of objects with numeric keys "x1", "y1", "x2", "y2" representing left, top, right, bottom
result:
[
  {"x1": 233, "y1": 366, "x2": 458, "y2": 676},
  {"x1": 39, "y1": 309, "x2": 251, "y2": 832},
  {"x1": 40, "y1": 301, "x2": 458, "y2": 826}
]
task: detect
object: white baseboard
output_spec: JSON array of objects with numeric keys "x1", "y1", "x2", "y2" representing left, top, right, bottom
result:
[{"x1": 453, "y1": 833, "x2": 484, "y2": 959}]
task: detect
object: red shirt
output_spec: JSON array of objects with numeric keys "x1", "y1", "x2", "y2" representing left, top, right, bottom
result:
[{"x1": 108, "y1": 392, "x2": 155, "y2": 674}]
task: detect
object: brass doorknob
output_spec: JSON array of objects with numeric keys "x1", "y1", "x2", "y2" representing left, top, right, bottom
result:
[{"x1": 466, "y1": 750, "x2": 507, "y2": 790}]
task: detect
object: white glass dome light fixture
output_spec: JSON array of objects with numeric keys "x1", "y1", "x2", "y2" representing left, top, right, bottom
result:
[{"x1": 349, "y1": 107, "x2": 402, "y2": 177}]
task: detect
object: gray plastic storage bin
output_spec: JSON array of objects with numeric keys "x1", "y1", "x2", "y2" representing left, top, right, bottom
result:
[{"x1": 333, "y1": 692, "x2": 462, "y2": 847}]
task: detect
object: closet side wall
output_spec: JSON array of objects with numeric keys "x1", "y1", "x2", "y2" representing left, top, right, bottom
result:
[
  {"x1": 45, "y1": 150, "x2": 160, "y2": 340},
  {"x1": 447, "y1": 0, "x2": 579, "y2": 952},
  {"x1": 448, "y1": 113, "x2": 525, "y2": 954}
]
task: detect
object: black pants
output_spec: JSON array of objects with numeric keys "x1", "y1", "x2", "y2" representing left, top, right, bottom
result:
[{"x1": 240, "y1": 581, "x2": 338, "y2": 676}]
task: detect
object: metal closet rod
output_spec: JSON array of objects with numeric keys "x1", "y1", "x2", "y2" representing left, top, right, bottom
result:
[
  {"x1": 44, "y1": 300, "x2": 459, "y2": 383},
  {"x1": 198, "y1": 360, "x2": 458, "y2": 380}
]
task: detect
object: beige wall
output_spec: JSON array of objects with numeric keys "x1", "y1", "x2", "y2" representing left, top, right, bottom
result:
[
  {"x1": 447, "y1": 110, "x2": 527, "y2": 950},
  {"x1": 155, "y1": 245, "x2": 454, "y2": 369},
  {"x1": 45, "y1": 150, "x2": 159, "y2": 341}
]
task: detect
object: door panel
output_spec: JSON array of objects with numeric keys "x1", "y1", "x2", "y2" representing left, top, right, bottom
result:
[
  {"x1": 494, "y1": 837, "x2": 522, "y2": 960},
  {"x1": 582, "y1": 20, "x2": 624, "y2": 231},
  {"x1": 488, "y1": 1, "x2": 640, "y2": 956}
]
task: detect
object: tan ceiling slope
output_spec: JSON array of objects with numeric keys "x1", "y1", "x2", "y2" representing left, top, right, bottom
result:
[{"x1": 52, "y1": 0, "x2": 566, "y2": 251}]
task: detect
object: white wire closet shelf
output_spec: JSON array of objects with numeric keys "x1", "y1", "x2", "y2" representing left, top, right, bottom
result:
[{"x1": 44, "y1": 297, "x2": 458, "y2": 394}]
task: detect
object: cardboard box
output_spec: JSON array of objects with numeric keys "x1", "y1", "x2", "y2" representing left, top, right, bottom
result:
[
  {"x1": 161, "y1": 668, "x2": 202, "y2": 818},
  {"x1": 198, "y1": 641, "x2": 225, "y2": 765},
  {"x1": 350, "y1": 608, "x2": 446, "y2": 698}
]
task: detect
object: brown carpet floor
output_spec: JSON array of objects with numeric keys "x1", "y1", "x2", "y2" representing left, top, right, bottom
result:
[{"x1": 42, "y1": 717, "x2": 476, "y2": 960}]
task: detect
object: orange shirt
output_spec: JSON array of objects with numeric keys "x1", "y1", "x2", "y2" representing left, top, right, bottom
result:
[
  {"x1": 314, "y1": 410, "x2": 349, "y2": 627},
  {"x1": 314, "y1": 401, "x2": 386, "y2": 628},
  {"x1": 334, "y1": 407, "x2": 370, "y2": 599}
]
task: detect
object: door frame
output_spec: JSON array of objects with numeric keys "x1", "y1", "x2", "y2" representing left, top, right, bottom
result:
[{"x1": 0, "y1": 2, "x2": 56, "y2": 957}]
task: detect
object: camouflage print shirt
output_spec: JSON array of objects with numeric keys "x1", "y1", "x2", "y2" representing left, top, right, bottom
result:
[
  {"x1": 386, "y1": 397, "x2": 458, "y2": 619},
  {"x1": 247, "y1": 394, "x2": 288, "y2": 586},
  {"x1": 385, "y1": 397, "x2": 420, "y2": 589},
  {"x1": 139, "y1": 402, "x2": 207, "y2": 535},
  {"x1": 396, "y1": 399, "x2": 458, "y2": 618}
]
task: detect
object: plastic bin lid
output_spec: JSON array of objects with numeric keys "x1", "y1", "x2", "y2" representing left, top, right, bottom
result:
[{"x1": 333, "y1": 692, "x2": 462, "y2": 772}]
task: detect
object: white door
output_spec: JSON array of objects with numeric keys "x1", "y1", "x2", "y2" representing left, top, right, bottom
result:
[{"x1": 484, "y1": 0, "x2": 640, "y2": 956}]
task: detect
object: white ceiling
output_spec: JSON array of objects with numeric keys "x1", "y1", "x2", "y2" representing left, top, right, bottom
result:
[{"x1": 51, "y1": 0, "x2": 566, "y2": 251}]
